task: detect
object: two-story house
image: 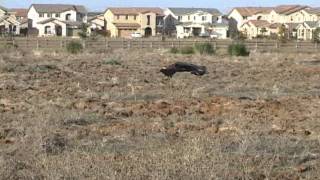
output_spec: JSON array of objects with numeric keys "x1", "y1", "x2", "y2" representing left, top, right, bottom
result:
[
  {"x1": 104, "y1": 7, "x2": 164, "y2": 38},
  {"x1": 27, "y1": 4, "x2": 87, "y2": 37},
  {"x1": 0, "y1": 5, "x2": 21, "y2": 36},
  {"x1": 9, "y1": 9, "x2": 28, "y2": 36},
  {"x1": 88, "y1": 12, "x2": 105, "y2": 32},
  {"x1": 228, "y1": 5, "x2": 320, "y2": 39},
  {"x1": 164, "y1": 8, "x2": 226, "y2": 39}
]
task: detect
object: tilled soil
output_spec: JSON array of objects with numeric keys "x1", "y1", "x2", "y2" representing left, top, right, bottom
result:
[{"x1": 1, "y1": 49, "x2": 320, "y2": 179}]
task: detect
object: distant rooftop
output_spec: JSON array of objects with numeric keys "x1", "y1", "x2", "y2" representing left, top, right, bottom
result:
[
  {"x1": 31, "y1": 4, "x2": 87, "y2": 14},
  {"x1": 168, "y1": 7, "x2": 221, "y2": 16},
  {"x1": 107, "y1": 7, "x2": 164, "y2": 16}
]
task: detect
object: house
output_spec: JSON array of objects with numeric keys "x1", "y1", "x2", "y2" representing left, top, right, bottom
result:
[
  {"x1": 9, "y1": 8, "x2": 28, "y2": 21},
  {"x1": 164, "y1": 8, "x2": 226, "y2": 39},
  {"x1": 241, "y1": 20, "x2": 282, "y2": 39},
  {"x1": 228, "y1": 7, "x2": 273, "y2": 31},
  {"x1": 104, "y1": 7, "x2": 164, "y2": 38},
  {"x1": 27, "y1": 4, "x2": 87, "y2": 37},
  {"x1": 211, "y1": 17, "x2": 229, "y2": 39},
  {"x1": 88, "y1": 12, "x2": 105, "y2": 31},
  {"x1": 9, "y1": 9, "x2": 28, "y2": 35},
  {"x1": 0, "y1": 6, "x2": 20, "y2": 35},
  {"x1": 229, "y1": 5, "x2": 320, "y2": 40},
  {"x1": 296, "y1": 21, "x2": 320, "y2": 40}
]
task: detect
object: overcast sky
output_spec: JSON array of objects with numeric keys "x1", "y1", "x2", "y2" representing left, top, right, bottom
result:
[{"x1": 1, "y1": 0, "x2": 319, "y2": 13}]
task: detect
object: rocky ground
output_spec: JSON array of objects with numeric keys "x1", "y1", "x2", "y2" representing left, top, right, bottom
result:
[{"x1": 1, "y1": 48, "x2": 320, "y2": 179}]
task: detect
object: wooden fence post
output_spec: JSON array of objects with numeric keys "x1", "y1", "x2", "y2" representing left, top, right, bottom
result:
[
  {"x1": 82, "y1": 40, "x2": 86, "y2": 49},
  {"x1": 60, "y1": 39, "x2": 63, "y2": 49},
  {"x1": 36, "y1": 39, "x2": 39, "y2": 50},
  {"x1": 140, "y1": 39, "x2": 142, "y2": 49}
]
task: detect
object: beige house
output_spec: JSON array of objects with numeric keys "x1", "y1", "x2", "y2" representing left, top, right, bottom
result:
[
  {"x1": 88, "y1": 12, "x2": 105, "y2": 31},
  {"x1": 0, "y1": 6, "x2": 21, "y2": 35},
  {"x1": 104, "y1": 7, "x2": 164, "y2": 38},
  {"x1": 241, "y1": 20, "x2": 282, "y2": 39},
  {"x1": 296, "y1": 21, "x2": 320, "y2": 40},
  {"x1": 229, "y1": 5, "x2": 320, "y2": 40}
]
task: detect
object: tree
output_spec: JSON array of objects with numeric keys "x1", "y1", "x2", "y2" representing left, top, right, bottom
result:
[
  {"x1": 260, "y1": 27, "x2": 267, "y2": 37},
  {"x1": 313, "y1": 27, "x2": 320, "y2": 43},
  {"x1": 278, "y1": 25, "x2": 287, "y2": 43},
  {"x1": 78, "y1": 23, "x2": 89, "y2": 39}
]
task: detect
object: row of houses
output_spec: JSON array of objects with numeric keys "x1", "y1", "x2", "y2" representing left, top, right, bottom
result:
[
  {"x1": 1, "y1": 4, "x2": 320, "y2": 40},
  {"x1": 228, "y1": 5, "x2": 320, "y2": 40}
]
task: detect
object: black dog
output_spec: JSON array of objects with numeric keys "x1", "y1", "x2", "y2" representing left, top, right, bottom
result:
[{"x1": 160, "y1": 62, "x2": 207, "y2": 77}]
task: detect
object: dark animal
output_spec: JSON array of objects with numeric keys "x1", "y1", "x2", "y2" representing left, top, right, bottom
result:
[{"x1": 160, "y1": 62, "x2": 207, "y2": 77}]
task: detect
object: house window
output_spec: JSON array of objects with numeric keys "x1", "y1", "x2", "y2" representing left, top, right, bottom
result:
[
  {"x1": 117, "y1": 15, "x2": 120, "y2": 20},
  {"x1": 66, "y1": 14, "x2": 71, "y2": 21},
  {"x1": 202, "y1": 16, "x2": 206, "y2": 21},
  {"x1": 147, "y1": 15, "x2": 151, "y2": 25},
  {"x1": 188, "y1": 16, "x2": 190, "y2": 20},
  {"x1": 47, "y1": 13, "x2": 52, "y2": 18},
  {"x1": 178, "y1": 16, "x2": 182, "y2": 21},
  {"x1": 56, "y1": 13, "x2": 60, "y2": 18},
  {"x1": 194, "y1": 16, "x2": 196, "y2": 20},
  {"x1": 243, "y1": 16, "x2": 247, "y2": 20},
  {"x1": 291, "y1": 17, "x2": 293, "y2": 21},
  {"x1": 44, "y1": 26, "x2": 51, "y2": 34},
  {"x1": 134, "y1": 15, "x2": 136, "y2": 20},
  {"x1": 126, "y1": 15, "x2": 128, "y2": 20},
  {"x1": 39, "y1": 13, "x2": 44, "y2": 17}
]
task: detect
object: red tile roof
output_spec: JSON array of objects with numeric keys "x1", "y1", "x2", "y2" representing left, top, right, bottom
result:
[{"x1": 9, "y1": 8, "x2": 28, "y2": 18}]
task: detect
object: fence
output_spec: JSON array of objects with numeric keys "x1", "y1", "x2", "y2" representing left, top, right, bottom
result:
[{"x1": 0, "y1": 37, "x2": 319, "y2": 52}]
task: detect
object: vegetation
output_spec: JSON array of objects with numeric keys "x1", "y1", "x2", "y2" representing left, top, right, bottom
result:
[
  {"x1": 313, "y1": 27, "x2": 320, "y2": 43},
  {"x1": 170, "y1": 43, "x2": 214, "y2": 55},
  {"x1": 278, "y1": 25, "x2": 288, "y2": 43},
  {"x1": 170, "y1": 47, "x2": 179, "y2": 54},
  {"x1": 78, "y1": 23, "x2": 90, "y2": 39},
  {"x1": 228, "y1": 43, "x2": 250, "y2": 56},
  {"x1": 66, "y1": 41, "x2": 83, "y2": 54},
  {"x1": 260, "y1": 27, "x2": 267, "y2": 38},
  {"x1": 102, "y1": 58, "x2": 122, "y2": 65},
  {"x1": 180, "y1": 46, "x2": 195, "y2": 54},
  {"x1": 170, "y1": 46, "x2": 195, "y2": 54},
  {"x1": 1, "y1": 50, "x2": 320, "y2": 179},
  {"x1": 194, "y1": 43, "x2": 215, "y2": 55}
]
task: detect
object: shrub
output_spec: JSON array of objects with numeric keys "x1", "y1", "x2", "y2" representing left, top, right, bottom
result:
[
  {"x1": 103, "y1": 58, "x2": 121, "y2": 65},
  {"x1": 170, "y1": 47, "x2": 179, "y2": 54},
  {"x1": 228, "y1": 43, "x2": 250, "y2": 56},
  {"x1": 179, "y1": 46, "x2": 195, "y2": 54},
  {"x1": 194, "y1": 43, "x2": 215, "y2": 55},
  {"x1": 66, "y1": 41, "x2": 83, "y2": 54}
]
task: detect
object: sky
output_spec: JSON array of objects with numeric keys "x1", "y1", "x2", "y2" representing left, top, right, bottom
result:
[{"x1": 1, "y1": 0, "x2": 319, "y2": 13}]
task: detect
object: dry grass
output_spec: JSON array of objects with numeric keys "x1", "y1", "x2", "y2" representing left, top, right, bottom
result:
[{"x1": 1, "y1": 48, "x2": 320, "y2": 179}]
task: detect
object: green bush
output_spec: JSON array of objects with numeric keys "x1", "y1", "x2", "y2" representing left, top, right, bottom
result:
[
  {"x1": 66, "y1": 41, "x2": 83, "y2": 54},
  {"x1": 228, "y1": 43, "x2": 250, "y2": 56},
  {"x1": 170, "y1": 47, "x2": 179, "y2": 54},
  {"x1": 194, "y1": 43, "x2": 215, "y2": 55},
  {"x1": 103, "y1": 58, "x2": 121, "y2": 65},
  {"x1": 179, "y1": 46, "x2": 195, "y2": 54}
]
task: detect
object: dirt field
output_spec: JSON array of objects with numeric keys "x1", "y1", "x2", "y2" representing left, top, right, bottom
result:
[{"x1": 1, "y1": 48, "x2": 320, "y2": 179}]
